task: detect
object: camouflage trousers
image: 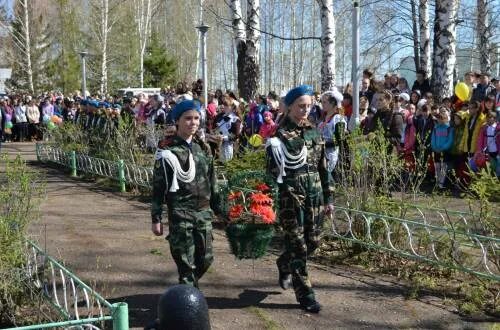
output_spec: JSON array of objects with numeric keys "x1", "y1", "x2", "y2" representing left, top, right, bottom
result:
[
  {"x1": 167, "y1": 209, "x2": 214, "y2": 288},
  {"x1": 277, "y1": 172, "x2": 323, "y2": 301}
]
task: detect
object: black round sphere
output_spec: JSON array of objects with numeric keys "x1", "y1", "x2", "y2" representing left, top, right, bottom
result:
[{"x1": 158, "y1": 284, "x2": 210, "y2": 330}]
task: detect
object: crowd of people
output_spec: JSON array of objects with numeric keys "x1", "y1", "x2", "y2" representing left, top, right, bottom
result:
[{"x1": 0, "y1": 70, "x2": 499, "y2": 186}]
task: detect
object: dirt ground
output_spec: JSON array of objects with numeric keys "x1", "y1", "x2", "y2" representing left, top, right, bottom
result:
[{"x1": 3, "y1": 142, "x2": 498, "y2": 330}]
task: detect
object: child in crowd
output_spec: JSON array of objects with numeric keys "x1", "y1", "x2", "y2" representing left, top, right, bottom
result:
[
  {"x1": 431, "y1": 109, "x2": 454, "y2": 189},
  {"x1": 476, "y1": 111, "x2": 499, "y2": 176}
]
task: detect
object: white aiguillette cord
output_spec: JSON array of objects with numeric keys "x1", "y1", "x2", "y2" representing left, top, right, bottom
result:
[
  {"x1": 266, "y1": 137, "x2": 308, "y2": 183},
  {"x1": 155, "y1": 148, "x2": 196, "y2": 192}
]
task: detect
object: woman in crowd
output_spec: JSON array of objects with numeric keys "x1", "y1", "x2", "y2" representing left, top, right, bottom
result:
[
  {"x1": 14, "y1": 98, "x2": 28, "y2": 142},
  {"x1": 476, "y1": 111, "x2": 499, "y2": 176},
  {"x1": 26, "y1": 97, "x2": 40, "y2": 139},
  {"x1": 409, "y1": 90, "x2": 421, "y2": 107},
  {"x1": 398, "y1": 103, "x2": 417, "y2": 174},
  {"x1": 318, "y1": 89, "x2": 346, "y2": 178},
  {"x1": 214, "y1": 96, "x2": 241, "y2": 161},
  {"x1": 258, "y1": 111, "x2": 277, "y2": 140}
]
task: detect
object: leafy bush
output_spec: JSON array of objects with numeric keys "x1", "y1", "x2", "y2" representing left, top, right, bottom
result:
[{"x1": 0, "y1": 155, "x2": 45, "y2": 324}]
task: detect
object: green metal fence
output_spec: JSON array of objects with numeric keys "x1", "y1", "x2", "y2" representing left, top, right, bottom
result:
[
  {"x1": 36, "y1": 143, "x2": 499, "y2": 281},
  {"x1": 36, "y1": 143, "x2": 153, "y2": 191},
  {"x1": 4, "y1": 240, "x2": 128, "y2": 330},
  {"x1": 330, "y1": 206, "x2": 499, "y2": 281}
]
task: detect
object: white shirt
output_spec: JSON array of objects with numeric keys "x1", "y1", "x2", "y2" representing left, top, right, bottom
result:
[{"x1": 15, "y1": 105, "x2": 28, "y2": 123}]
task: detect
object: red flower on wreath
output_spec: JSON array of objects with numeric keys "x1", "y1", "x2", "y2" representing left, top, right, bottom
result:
[
  {"x1": 254, "y1": 183, "x2": 271, "y2": 192},
  {"x1": 249, "y1": 192, "x2": 273, "y2": 205},
  {"x1": 228, "y1": 204, "x2": 244, "y2": 220},
  {"x1": 228, "y1": 191, "x2": 242, "y2": 201},
  {"x1": 250, "y1": 204, "x2": 276, "y2": 224}
]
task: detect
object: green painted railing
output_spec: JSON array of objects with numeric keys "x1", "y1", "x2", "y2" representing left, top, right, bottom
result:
[
  {"x1": 36, "y1": 143, "x2": 154, "y2": 190},
  {"x1": 330, "y1": 206, "x2": 499, "y2": 281},
  {"x1": 5, "y1": 240, "x2": 128, "y2": 330},
  {"x1": 36, "y1": 143, "x2": 499, "y2": 281}
]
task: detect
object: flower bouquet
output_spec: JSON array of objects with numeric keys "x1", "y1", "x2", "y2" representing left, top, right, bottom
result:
[{"x1": 225, "y1": 182, "x2": 276, "y2": 259}]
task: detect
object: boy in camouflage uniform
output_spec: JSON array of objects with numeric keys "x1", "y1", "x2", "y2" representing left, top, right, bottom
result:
[
  {"x1": 151, "y1": 100, "x2": 218, "y2": 288},
  {"x1": 266, "y1": 85, "x2": 334, "y2": 313}
]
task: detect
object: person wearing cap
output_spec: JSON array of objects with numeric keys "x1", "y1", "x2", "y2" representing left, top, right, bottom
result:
[
  {"x1": 266, "y1": 85, "x2": 334, "y2": 313},
  {"x1": 151, "y1": 100, "x2": 219, "y2": 288},
  {"x1": 318, "y1": 89, "x2": 347, "y2": 177}
]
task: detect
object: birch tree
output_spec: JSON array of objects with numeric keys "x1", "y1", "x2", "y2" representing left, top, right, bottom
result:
[
  {"x1": 134, "y1": 0, "x2": 153, "y2": 88},
  {"x1": 0, "y1": 0, "x2": 34, "y2": 93},
  {"x1": 230, "y1": 0, "x2": 260, "y2": 100},
  {"x1": 476, "y1": 0, "x2": 491, "y2": 75},
  {"x1": 419, "y1": 0, "x2": 431, "y2": 76},
  {"x1": 317, "y1": 0, "x2": 335, "y2": 92},
  {"x1": 88, "y1": 0, "x2": 117, "y2": 95},
  {"x1": 431, "y1": 0, "x2": 459, "y2": 101}
]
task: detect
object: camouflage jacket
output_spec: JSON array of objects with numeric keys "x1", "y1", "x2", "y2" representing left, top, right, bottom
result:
[
  {"x1": 266, "y1": 117, "x2": 334, "y2": 204},
  {"x1": 151, "y1": 135, "x2": 218, "y2": 223}
]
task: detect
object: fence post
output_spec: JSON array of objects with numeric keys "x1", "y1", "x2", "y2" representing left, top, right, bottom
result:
[
  {"x1": 117, "y1": 159, "x2": 126, "y2": 193},
  {"x1": 111, "y1": 302, "x2": 129, "y2": 330},
  {"x1": 70, "y1": 151, "x2": 77, "y2": 177},
  {"x1": 35, "y1": 143, "x2": 40, "y2": 162}
]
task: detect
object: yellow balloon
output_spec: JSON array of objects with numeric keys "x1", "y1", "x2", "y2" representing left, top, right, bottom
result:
[
  {"x1": 454, "y1": 82, "x2": 470, "y2": 102},
  {"x1": 248, "y1": 134, "x2": 263, "y2": 147}
]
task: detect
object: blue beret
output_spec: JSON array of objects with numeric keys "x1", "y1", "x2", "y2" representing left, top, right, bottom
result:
[
  {"x1": 113, "y1": 104, "x2": 122, "y2": 109},
  {"x1": 172, "y1": 100, "x2": 201, "y2": 121},
  {"x1": 89, "y1": 100, "x2": 99, "y2": 108},
  {"x1": 284, "y1": 85, "x2": 314, "y2": 106}
]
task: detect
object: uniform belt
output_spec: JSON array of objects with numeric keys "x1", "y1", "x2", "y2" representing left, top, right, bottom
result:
[{"x1": 286, "y1": 164, "x2": 318, "y2": 175}]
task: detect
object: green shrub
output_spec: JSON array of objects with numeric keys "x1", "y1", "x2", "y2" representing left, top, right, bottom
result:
[{"x1": 0, "y1": 155, "x2": 45, "y2": 324}]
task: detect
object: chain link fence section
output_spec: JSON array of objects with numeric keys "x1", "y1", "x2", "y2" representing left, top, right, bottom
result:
[{"x1": 329, "y1": 206, "x2": 500, "y2": 281}]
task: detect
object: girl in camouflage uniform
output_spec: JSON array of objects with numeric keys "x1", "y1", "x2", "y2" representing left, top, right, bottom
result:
[
  {"x1": 266, "y1": 85, "x2": 334, "y2": 313},
  {"x1": 151, "y1": 100, "x2": 218, "y2": 288}
]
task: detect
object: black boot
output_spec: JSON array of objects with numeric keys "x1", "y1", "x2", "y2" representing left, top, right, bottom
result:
[{"x1": 298, "y1": 295, "x2": 321, "y2": 313}]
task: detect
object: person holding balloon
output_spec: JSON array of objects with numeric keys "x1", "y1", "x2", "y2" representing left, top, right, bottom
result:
[{"x1": 26, "y1": 98, "x2": 40, "y2": 141}]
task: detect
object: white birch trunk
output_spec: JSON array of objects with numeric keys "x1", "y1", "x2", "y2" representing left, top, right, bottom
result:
[
  {"x1": 100, "y1": 0, "x2": 109, "y2": 95},
  {"x1": 431, "y1": 0, "x2": 458, "y2": 101},
  {"x1": 410, "y1": 0, "x2": 420, "y2": 72},
  {"x1": 21, "y1": 0, "x2": 34, "y2": 94},
  {"x1": 195, "y1": 0, "x2": 204, "y2": 79},
  {"x1": 135, "y1": 0, "x2": 152, "y2": 88},
  {"x1": 230, "y1": 0, "x2": 246, "y2": 46},
  {"x1": 231, "y1": 0, "x2": 260, "y2": 100},
  {"x1": 317, "y1": 0, "x2": 336, "y2": 92},
  {"x1": 419, "y1": 0, "x2": 431, "y2": 76},
  {"x1": 266, "y1": 0, "x2": 274, "y2": 92},
  {"x1": 477, "y1": 0, "x2": 491, "y2": 75}
]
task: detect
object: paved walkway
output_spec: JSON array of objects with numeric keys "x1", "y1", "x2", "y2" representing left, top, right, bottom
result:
[{"x1": 3, "y1": 142, "x2": 495, "y2": 329}]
